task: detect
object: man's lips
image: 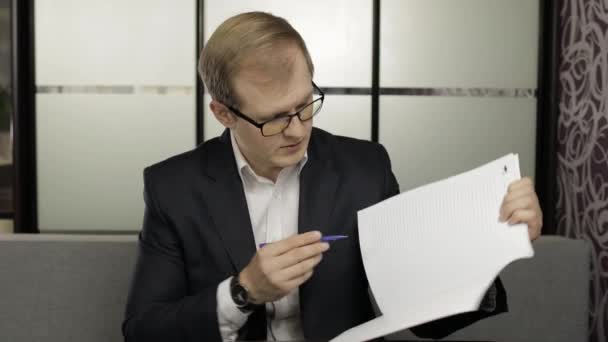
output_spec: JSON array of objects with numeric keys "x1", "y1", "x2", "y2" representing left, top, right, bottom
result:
[{"x1": 282, "y1": 140, "x2": 302, "y2": 148}]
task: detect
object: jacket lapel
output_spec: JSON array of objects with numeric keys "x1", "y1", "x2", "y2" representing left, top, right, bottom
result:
[
  {"x1": 298, "y1": 130, "x2": 340, "y2": 338},
  {"x1": 203, "y1": 130, "x2": 256, "y2": 272},
  {"x1": 298, "y1": 131, "x2": 339, "y2": 238}
]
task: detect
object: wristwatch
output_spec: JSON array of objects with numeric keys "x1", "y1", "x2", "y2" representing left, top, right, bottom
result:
[{"x1": 230, "y1": 275, "x2": 258, "y2": 313}]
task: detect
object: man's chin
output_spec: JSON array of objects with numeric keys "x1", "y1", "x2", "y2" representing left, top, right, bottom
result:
[{"x1": 274, "y1": 147, "x2": 307, "y2": 168}]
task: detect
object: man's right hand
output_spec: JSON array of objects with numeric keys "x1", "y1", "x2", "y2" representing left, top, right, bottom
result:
[{"x1": 238, "y1": 231, "x2": 329, "y2": 304}]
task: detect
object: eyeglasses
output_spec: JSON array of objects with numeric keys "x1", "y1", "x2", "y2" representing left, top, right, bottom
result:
[{"x1": 225, "y1": 82, "x2": 325, "y2": 137}]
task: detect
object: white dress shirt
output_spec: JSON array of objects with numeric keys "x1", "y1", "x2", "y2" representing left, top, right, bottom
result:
[{"x1": 216, "y1": 131, "x2": 308, "y2": 341}]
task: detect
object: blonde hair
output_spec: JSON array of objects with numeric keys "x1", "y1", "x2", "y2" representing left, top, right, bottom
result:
[{"x1": 198, "y1": 12, "x2": 315, "y2": 108}]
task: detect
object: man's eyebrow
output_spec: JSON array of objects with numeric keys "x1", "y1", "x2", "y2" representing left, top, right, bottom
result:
[{"x1": 261, "y1": 91, "x2": 314, "y2": 121}]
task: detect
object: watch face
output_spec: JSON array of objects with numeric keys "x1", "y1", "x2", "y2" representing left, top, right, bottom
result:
[{"x1": 233, "y1": 284, "x2": 249, "y2": 306}]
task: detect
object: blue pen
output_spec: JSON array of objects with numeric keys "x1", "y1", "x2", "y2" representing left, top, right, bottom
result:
[{"x1": 259, "y1": 235, "x2": 348, "y2": 248}]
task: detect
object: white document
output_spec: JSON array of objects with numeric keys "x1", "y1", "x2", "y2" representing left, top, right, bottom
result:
[{"x1": 331, "y1": 154, "x2": 534, "y2": 342}]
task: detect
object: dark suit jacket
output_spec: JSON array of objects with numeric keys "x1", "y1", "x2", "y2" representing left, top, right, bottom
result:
[{"x1": 123, "y1": 128, "x2": 507, "y2": 341}]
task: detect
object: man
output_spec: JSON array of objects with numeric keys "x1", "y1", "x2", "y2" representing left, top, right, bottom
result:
[{"x1": 123, "y1": 12, "x2": 542, "y2": 341}]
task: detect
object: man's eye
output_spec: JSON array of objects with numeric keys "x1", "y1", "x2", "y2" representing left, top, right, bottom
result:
[
  {"x1": 273, "y1": 116, "x2": 290, "y2": 122},
  {"x1": 271, "y1": 114, "x2": 289, "y2": 121}
]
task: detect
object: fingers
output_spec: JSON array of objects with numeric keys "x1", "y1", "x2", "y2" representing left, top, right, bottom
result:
[
  {"x1": 501, "y1": 178, "x2": 543, "y2": 241},
  {"x1": 255, "y1": 241, "x2": 328, "y2": 281},
  {"x1": 529, "y1": 224, "x2": 542, "y2": 241},
  {"x1": 284, "y1": 271, "x2": 314, "y2": 290},
  {"x1": 501, "y1": 178, "x2": 539, "y2": 222},
  {"x1": 275, "y1": 242, "x2": 329, "y2": 270},
  {"x1": 277, "y1": 253, "x2": 324, "y2": 281},
  {"x1": 507, "y1": 177, "x2": 534, "y2": 193},
  {"x1": 254, "y1": 242, "x2": 326, "y2": 301},
  {"x1": 263, "y1": 231, "x2": 322, "y2": 256},
  {"x1": 505, "y1": 208, "x2": 536, "y2": 225},
  {"x1": 246, "y1": 232, "x2": 329, "y2": 302},
  {"x1": 502, "y1": 186, "x2": 534, "y2": 205},
  {"x1": 500, "y1": 195, "x2": 535, "y2": 221},
  {"x1": 262, "y1": 251, "x2": 323, "y2": 299}
]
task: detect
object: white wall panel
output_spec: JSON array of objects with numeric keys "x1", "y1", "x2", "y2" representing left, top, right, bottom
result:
[
  {"x1": 36, "y1": 0, "x2": 196, "y2": 85},
  {"x1": 380, "y1": 96, "x2": 537, "y2": 192},
  {"x1": 381, "y1": 0, "x2": 539, "y2": 88},
  {"x1": 37, "y1": 94, "x2": 195, "y2": 231},
  {"x1": 35, "y1": 0, "x2": 197, "y2": 231},
  {"x1": 204, "y1": 0, "x2": 372, "y2": 87}
]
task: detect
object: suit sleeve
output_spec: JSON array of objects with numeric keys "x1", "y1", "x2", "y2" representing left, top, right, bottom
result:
[
  {"x1": 122, "y1": 167, "x2": 223, "y2": 342},
  {"x1": 377, "y1": 145, "x2": 509, "y2": 339},
  {"x1": 379, "y1": 144, "x2": 401, "y2": 199},
  {"x1": 217, "y1": 277, "x2": 252, "y2": 341}
]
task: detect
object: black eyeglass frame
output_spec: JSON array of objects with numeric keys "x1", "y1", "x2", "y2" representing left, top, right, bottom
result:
[{"x1": 224, "y1": 82, "x2": 325, "y2": 137}]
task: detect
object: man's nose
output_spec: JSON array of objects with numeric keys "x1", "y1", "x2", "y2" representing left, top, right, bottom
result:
[{"x1": 283, "y1": 114, "x2": 307, "y2": 138}]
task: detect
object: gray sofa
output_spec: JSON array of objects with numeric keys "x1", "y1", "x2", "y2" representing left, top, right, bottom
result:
[{"x1": 0, "y1": 235, "x2": 589, "y2": 342}]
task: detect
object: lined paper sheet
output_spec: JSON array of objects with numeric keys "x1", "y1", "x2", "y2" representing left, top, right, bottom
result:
[{"x1": 331, "y1": 154, "x2": 534, "y2": 342}]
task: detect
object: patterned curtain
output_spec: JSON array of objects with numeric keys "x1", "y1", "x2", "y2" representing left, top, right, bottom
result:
[{"x1": 557, "y1": 1, "x2": 608, "y2": 341}]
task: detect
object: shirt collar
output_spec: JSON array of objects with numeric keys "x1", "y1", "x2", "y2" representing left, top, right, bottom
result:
[{"x1": 230, "y1": 130, "x2": 308, "y2": 183}]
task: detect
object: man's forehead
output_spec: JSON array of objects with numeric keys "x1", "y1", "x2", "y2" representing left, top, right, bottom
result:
[
  {"x1": 236, "y1": 77, "x2": 312, "y2": 118},
  {"x1": 233, "y1": 49, "x2": 312, "y2": 117},
  {"x1": 236, "y1": 44, "x2": 300, "y2": 88},
  {"x1": 241, "y1": 45, "x2": 297, "y2": 75}
]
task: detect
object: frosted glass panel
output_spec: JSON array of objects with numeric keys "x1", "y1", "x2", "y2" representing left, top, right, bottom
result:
[
  {"x1": 35, "y1": 0, "x2": 196, "y2": 85},
  {"x1": 37, "y1": 94, "x2": 196, "y2": 232},
  {"x1": 313, "y1": 95, "x2": 370, "y2": 140},
  {"x1": 380, "y1": 96, "x2": 536, "y2": 192},
  {"x1": 204, "y1": 0, "x2": 372, "y2": 87},
  {"x1": 381, "y1": 0, "x2": 539, "y2": 88},
  {"x1": 35, "y1": 0, "x2": 197, "y2": 232},
  {"x1": 204, "y1": 95, "x2": 371, "y2": 141},
  {"x1": 203, "y1": 95, "x2": 227, "y2": 141}
]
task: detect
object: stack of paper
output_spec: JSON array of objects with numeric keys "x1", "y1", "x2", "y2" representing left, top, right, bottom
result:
[{"x1": 331, "y1": 154, "x2": 534, "y2": 342}]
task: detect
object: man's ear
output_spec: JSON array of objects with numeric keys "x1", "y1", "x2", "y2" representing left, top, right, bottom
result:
[{"x1": 209, "y1": 100, "x2": 237, "y2": 129}]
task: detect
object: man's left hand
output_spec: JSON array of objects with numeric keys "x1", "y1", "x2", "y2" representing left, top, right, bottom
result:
[{"x1": 499, "y1": 177, "x2": 543, "y2": 241}]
